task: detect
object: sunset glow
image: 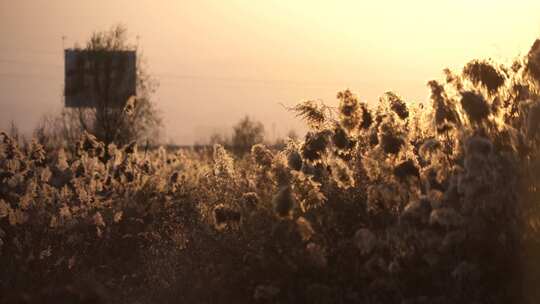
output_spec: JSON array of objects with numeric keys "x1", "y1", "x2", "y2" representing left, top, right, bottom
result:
[{"x1": 1, "y1": 0, "x2": 539, "y2": 143}]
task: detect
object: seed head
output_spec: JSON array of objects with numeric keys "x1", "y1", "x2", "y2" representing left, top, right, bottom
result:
[
  {"x1": 463, "y1": 60, "x2": 505, "y2": 94},
  {"x1": 251, "y1": 144, "x2": 273, "y2": 168},
  {"x1": 302, "y1": 131, "x2": 331, "y2": 161},
  {"x1": 329, "y1": 158, "x2": 355, "y2": 189},
  {"x1": 337, "y1": 89, "x2": 360, "y2": 130},
  {"x1": 241, "y1": 192, "x2": 260, "y2": 208},
  {"x1": 460, "y1": 91, "x2": 490, "y2": 123},
  {"x1": 77, "y1": 132, "x2": 104, "y2": 157},
  {"x1": 123, "y1": 141, "x2": 137, "y2": 155},
  {"x1": 28, "y1": 140, "x2": 46, "y2": 166},
  {"x1": 428, "y1": 80, "x2": 459, "y2": 129},
  {"x1": 379, "y1": 125, "x2": 404, "y2": 155},
  {"x1": 383, "y1": 92, "x2": 409, "y2": 119},
  {"x1": 213, "y1": 144, "x2": 235, "y2": 178},
  {"x1": 287, "y1": 150, "x2": 303, "y2": 171},
  {"x1": 393, "y1": 160, "x2": 420, "y2": 180},
  {"x1": 526, "y1": 39, "x2": 540, "y2": 84},
  {"x1": 332, "y1": 125, "x2": 355, "y2": 150},
  {"x1": 419, "y1": 138, "x2": 442, "y2": 159},
  {"x1": 359, "y1": 103, "x2": 373, "y2": 129},
  {"x1": 169, "y1": 172, "x2": 179, "y2": 184},
  {"x1": 291, "y1": 100, "x2": 327, "y2": 129}
]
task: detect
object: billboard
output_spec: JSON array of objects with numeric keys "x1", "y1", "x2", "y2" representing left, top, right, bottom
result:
[{"x1": 64, "y1": 50, "x2": 136, "y2": 108}]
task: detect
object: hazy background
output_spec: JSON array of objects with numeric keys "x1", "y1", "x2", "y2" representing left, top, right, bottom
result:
[{"x1": 1, "y1": 0, "x2": 540, "y2": 144}]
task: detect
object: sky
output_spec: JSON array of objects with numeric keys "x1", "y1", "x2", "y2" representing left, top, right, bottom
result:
[{"x1": 1, "y1": 0, "x2": 540, "y2": 144}]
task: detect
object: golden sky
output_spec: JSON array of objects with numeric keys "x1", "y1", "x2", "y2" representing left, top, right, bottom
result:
[{"x1": 1, "y1": 1, "x2": 539, "y2": 144}]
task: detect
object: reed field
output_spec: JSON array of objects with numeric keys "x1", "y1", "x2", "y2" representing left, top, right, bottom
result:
[{"x1": 2, "y1": 39, "x2": 540, "y2": 304}]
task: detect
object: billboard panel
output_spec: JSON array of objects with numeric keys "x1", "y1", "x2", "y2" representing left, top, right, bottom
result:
[{"x1": 64, "y1": 50, "x2": 136, "y2": 108}]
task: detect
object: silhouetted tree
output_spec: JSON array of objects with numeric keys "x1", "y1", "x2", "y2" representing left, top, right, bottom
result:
[
  {"x1": 231, "y1": 116, "x2": 264, "y2": 156},
  {"x1": 38, "y1": 25, "x2": 161, "y2": 147}
]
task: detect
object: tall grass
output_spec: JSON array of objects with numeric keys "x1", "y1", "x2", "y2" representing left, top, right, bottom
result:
[{"x1": 2, "y1": 39, "x2": 540, "y2": 303}]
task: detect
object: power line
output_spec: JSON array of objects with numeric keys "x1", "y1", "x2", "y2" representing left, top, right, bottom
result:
[
  {"x1": 0, "y1": 70, "x2": 351, "y2": 89},
  {"x1": 0, "y1": 59, "x2": 62, "y2": 68},
  {"x1": 0, "y1": 72, "x2": 60, "y2": 79},
  {"x1": 155, "y1": 73, "x2": 355, "y2": 88},
  {"x1": 0, "y1": 56, "x2": 358, "y2": 89},
  {"x1": 0, "y1": 47, "x2": 59, "y2": 56}
]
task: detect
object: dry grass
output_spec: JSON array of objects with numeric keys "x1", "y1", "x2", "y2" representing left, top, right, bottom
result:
[{"x1": 2, "y1": 39, "x2": 540, "y2": 304}]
